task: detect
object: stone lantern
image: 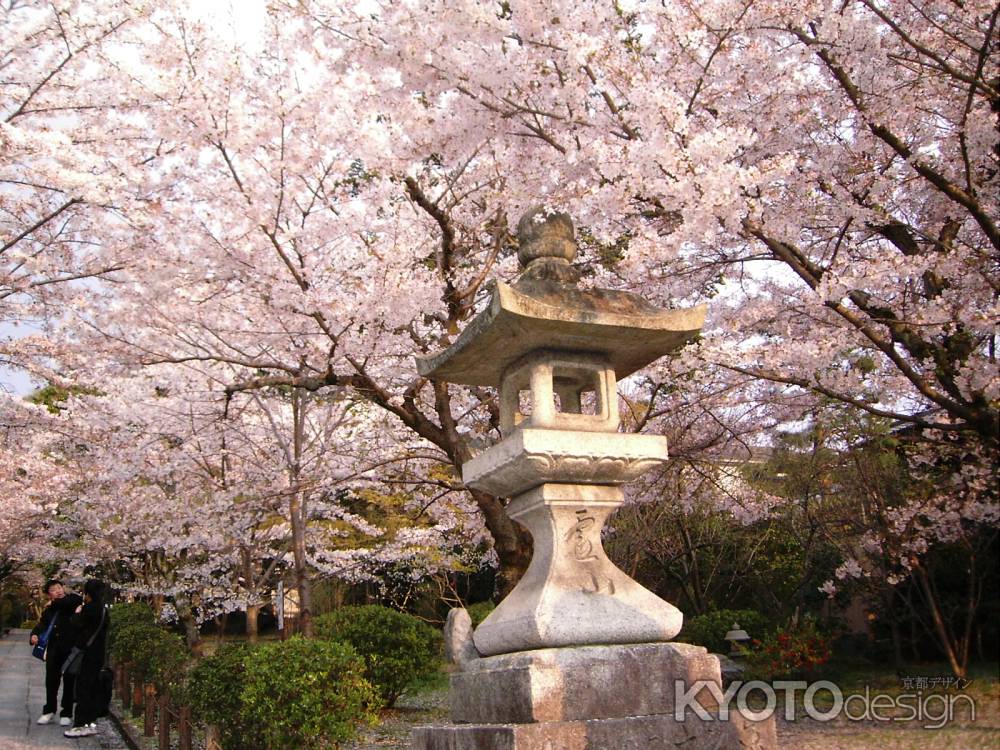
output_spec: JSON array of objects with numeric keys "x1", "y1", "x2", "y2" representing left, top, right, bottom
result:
[
  {"x1": 725, "y1": 622, "x2": 752, "y2": 656},
  {"x1": 412, "y1": 209, "x2": 776, "y2": 750},
  {"x1": 418, "y1": 208, "x2": 705, "y2": 657}
]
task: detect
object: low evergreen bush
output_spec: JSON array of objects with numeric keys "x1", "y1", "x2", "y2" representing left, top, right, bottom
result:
[
  {"x1": 315, "y1": 604, "x2": 442, "y2": 705},
  {"x1": 188, "y1": 642, "x2": 256, "y2": 750},
  {"x1": 466, "y1": 601, "x2": 495, "y2": 628},
  {"x1": 241, "y1": 636, "x2": 378, "y2": 750},
  {"x1": 108, "y1": 602, "x2": 188, "y2": 691},
  {"x1": 128, "y1": 625, "x2": 189, "y2": 691},
  {"x1": 108, "y1": 601, "x2": 156, "y2": 657}
]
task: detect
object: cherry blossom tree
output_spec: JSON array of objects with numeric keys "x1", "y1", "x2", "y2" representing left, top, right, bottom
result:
[
  {"x1": 0, "y1": 397, "x2": 73, "y2": 580},
  {"x1": 1, "y1": 0, "x2": 154, "y2": 381},
  {"x1": 807, "y1": 410, "x2": 997, "y2": 679},
  {"x1": 3, "y1": 1, "x2": 995, "y2": 614},
  {"x1": 4, "y1": 362, "x2": 482, "y2": 641}
]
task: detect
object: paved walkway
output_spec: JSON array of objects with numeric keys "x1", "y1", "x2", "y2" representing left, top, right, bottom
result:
[{"x1": 0, "y1": 630, "x2": 125, "y2": 750}]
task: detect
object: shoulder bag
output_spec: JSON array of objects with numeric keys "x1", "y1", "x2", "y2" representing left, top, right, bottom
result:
[
  {"x1": 62, "y1": 605, "x2": 107, "y2": 676},
  {"x1": 31, "y1": 613, "x2": 57, "y2": 661}
]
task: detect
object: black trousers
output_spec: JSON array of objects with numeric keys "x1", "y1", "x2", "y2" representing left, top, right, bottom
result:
[
  {"x1": 73, "y1": 659, "x2": 101, "y2": 727},
  {"x1": 43, "y1": 649, "x2": 75, "y2": 716}
]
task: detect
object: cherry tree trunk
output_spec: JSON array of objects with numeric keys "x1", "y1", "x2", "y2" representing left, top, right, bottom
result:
[
  {"x1": 245, "y1": 604, "x2": 259, "y2": 642},
  {"x1": 174, "y1": 597, "x2": 202, "y2": 655},
  {"x1": 470, "y1": 488, "x2": 533, "y2": 599},
  {"x1": 913, "y1": 563, "x2": 968, "y2": 679},
  {"x1": 289, "y1": 390, "x2": 314, "y2": 637}
]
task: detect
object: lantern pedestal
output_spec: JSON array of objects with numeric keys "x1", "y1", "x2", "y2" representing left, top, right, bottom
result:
[
  {"x1": 413, "y1": 711, "x2": 776, "y2": 750},
  {"x1": 472, "y1": 483, "x2": 682, "y2": 657},
  {"x1": 413, "y1": 642, "x2": 777, "y2": 750}
]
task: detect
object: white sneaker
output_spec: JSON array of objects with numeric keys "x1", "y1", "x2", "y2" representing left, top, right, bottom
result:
[
  {"x1": 64, "y1": 724, "x2": 98, "y2": 738},
  {"x1": 59, "y1": 716, "x2": 73, "y2": 726},
  {"x1": 36, "y1": 713, "x2": 55, "y2": 725}
]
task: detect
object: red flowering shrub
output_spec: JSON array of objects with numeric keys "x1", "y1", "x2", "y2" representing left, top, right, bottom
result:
[{"x1": 745, "y1": 623, "x2": 832, "y2": 681}]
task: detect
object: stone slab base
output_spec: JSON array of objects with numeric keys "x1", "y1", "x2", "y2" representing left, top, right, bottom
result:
[
  {"x1": 450, "y1": 642, "x2": 722, "y2": 724},
  {"x1": 412, "y1": 711, "x2": 777, "y2": 750}
]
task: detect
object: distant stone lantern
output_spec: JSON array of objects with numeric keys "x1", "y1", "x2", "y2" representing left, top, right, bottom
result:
[
  {"x1": 725, "y1": 622, "x2": 752, "y2": 655},
  {"x1": 417, "y1": 208, "x2": 706, "y2": 657}
]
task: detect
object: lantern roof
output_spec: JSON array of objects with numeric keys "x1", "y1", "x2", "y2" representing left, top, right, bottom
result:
[{"x1": 416, "y1": 209, "x2": 706, "y2": 387}]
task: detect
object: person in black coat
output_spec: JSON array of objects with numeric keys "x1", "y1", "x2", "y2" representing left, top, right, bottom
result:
[
  {"x1": 63, "y1": 578, "x2": 110, "y2": 738},
  {"x1": 29, "y1": 579, "x2": 82, "y2": 726}
]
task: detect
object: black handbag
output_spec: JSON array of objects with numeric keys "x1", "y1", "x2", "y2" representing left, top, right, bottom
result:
[{"x1": 62, "y1": 605, "x2": 107, "y2": 675}]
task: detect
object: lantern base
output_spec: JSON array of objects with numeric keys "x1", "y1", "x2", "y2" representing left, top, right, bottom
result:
[
  {"x1": 412, "y1": 642, "x2": 776, "y2": 750},
  {"x1": 412, "y1": 713, "x2": 776, "y2": 750}
]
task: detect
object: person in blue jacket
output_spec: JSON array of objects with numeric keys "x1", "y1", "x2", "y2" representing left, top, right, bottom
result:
[
  {"x1": 29, "y1": 579, "x2": 82, "y2": 726},
  {"x1": 64, "y1": 578, "x2": 110, "y2": 738}
]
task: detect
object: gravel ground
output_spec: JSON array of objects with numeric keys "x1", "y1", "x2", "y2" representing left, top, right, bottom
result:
[
  {"x1": 95, "y1": 720, "x2": 130, "y2": 750},
  {"x1": 344, "y1": 687, "x2": 449, "y2": 749},
  {"x1": 777, "y1": 717, "x2": 1000, "y2": 749}
]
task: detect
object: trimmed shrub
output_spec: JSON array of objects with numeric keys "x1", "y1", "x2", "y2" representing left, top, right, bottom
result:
[
  {"x1": 128, "y1": 625, "x2": 189, "y2": 691},
  {"x1": 678, "y1": 609, "x2": 772, "y2": 654},
  {"x1": 108, "y1": 601, "x2": 157, "y2": 657},
  {"x1": 241, "y1": 636, "x2": 378, "y2": 750},
  {"x1": 314, "y1": 605, "x2": 442, "y2": 706},
  {"x1": 108, "y1": 602, "x2": 189, "y2": 691},
  {"x1": 188, "y1": 642, "x2": 256, "y2": 750},
  {"x1": 466, "y1": 601, "x2": 495, "y2": 628}
]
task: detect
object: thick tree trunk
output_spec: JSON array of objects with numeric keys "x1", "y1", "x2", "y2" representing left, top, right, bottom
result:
[
  {"x1": 215, "y1": 613, "x2": 228, "y2": 644},
  {"x1": 469, "y1": 489, "x2": 533, "y2": 599},
  {"x1": 245, "y1": 604, "x2": 259, "y2": 642},
  {"x1": 288, "y1": 489, "x2": 313, "y2": 637},
  {"x1": 174, "y1": 597, "x2": 203, "y2": 656}
]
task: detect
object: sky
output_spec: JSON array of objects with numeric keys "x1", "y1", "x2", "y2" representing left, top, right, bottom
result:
[
  {"x1": 0, "y1": 366, "x2": 35, "y2": 396},
  {"x1": 0, "y1": 319, "x2": 39, "y2": 396}
]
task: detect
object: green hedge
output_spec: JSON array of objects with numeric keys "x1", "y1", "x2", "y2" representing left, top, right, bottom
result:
[
  {"x1": 108, "y1": 602, "x2": 188, "y2": 691},
  {"x1": 187, "y1": 642, "x2": 257, "y2": 750},
  {"x1": 108, "y1": 602, "x2": 156, "y2": 656},
  {"x1": 188, "y1": 638, "x2": 378, "y2": 750},
  {"x1": 243, "y1": 637, "x2": 378, "y2": 750},
  {"x1": 314, "y1": 605, "x2": 441, "y2": 706}
]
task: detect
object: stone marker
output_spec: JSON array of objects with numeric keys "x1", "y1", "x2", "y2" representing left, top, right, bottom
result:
[{"x1": 412, "y1": 208, "x2": 777, "y2": 750}]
